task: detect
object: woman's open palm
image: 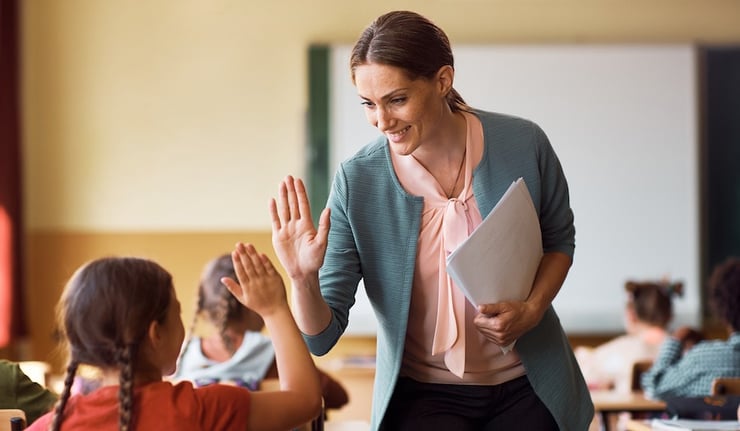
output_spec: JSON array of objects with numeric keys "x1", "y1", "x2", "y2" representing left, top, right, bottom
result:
[{"x1": 269, "y1": 176, "x2": 330, "y2": 280}]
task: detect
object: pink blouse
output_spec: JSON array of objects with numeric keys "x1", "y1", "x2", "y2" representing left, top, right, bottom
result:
[{"x1": 392, "y1": 112, "x2": 526, "y2": 385}]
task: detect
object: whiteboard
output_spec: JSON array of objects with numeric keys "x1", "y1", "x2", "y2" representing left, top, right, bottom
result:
[{"x1": 327, "y1": 44, "x2": 699, "y2": 335}]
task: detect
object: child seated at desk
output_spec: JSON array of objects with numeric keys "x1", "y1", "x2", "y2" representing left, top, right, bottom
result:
[
  {"x1": 642, "y1": 257, "x2": 740, "y2": 400},
  {"x1": 0, "y1": 359, "x2": 57, "y2": 425},
  {"x1": 575, "y1": 279, "x2": 683, "y2": 393},
  {"x1": 175, "y1": 253, "x2": 349, "y2": 411}
]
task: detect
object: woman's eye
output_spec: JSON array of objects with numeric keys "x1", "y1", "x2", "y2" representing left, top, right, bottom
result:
[
  {"x1": 391, "y1": 97, "x2": 406, "y2": 104},
  {"x1": 361, "y1": 100, "x2": 375, "y2": 108}
]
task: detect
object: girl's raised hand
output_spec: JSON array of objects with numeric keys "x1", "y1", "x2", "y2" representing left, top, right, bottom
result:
[{"x1": 221, "y1": 242, "x2": 287, "y2": 317}]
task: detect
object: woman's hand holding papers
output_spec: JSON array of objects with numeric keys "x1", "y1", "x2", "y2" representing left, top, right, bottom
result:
[
  {"x1": 474, "y1": 252, "x2": 573, "y2": 349},
  {"x1": 474, "y1": 300, "x2": 540, "y2": 349}
]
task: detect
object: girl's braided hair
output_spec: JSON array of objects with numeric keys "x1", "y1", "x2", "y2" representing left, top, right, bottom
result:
[{"x1": 51, "y1": 257, "x2": 172, "y2": 431}]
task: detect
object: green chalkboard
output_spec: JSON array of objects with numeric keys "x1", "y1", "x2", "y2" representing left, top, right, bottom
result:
[{"x1": 701, "y1": 46, "x2": 740, "y2": 320}]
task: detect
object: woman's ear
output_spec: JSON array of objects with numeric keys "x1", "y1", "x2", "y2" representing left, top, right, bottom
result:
[{"x1": 435, "y1": 65, "x2": 455, "y2": 97}]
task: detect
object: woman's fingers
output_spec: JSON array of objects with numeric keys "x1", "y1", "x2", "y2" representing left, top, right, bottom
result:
[
  {"x1": 275, "y1": 175, "x2": 309, "y2": 224},
  {"x1": 294, "y1": 177, "x2": 313, "y2": 221},
  {"x1": 277, "y1": 179, "x2": 290, "y2": 223},
  {"x1": 269, "y1": 198, "x2": 282, "y2": 231}
]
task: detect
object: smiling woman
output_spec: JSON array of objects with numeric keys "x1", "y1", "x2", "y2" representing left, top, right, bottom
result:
[{"x1": 277, "y1": 10, "x2": 593, "y2": 430}]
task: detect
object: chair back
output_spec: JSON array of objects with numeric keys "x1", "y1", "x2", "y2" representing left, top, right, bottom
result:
[
  {"x1": 630, "y1": 360, "x2": 654, "y2": 391},
  {"x1": 0, "y1": 409, "x2": 26, "y2": 431},
  {"x1": 711, "y1": 377, "x2": 740, "y2": 395}
]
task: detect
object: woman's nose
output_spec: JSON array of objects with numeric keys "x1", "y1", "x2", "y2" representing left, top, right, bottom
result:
[{"x1": 376, "y1": 107, "x2": 393, "y2": 130}]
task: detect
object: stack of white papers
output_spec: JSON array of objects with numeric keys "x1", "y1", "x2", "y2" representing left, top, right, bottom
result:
[
  {"x1": 445, "y1": 177, "x2": 542, "y2": 354},
  {"x1": 446, "y1": 177, "x2": 542, "y2": 307}
]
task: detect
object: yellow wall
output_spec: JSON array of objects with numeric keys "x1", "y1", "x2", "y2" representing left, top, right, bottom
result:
[
  {"x1": 16, "y1": 0, "x2": 740, "y2": 369},
  {"x1": 22, "y1": 231, "x2": 273, "y2": 368}
]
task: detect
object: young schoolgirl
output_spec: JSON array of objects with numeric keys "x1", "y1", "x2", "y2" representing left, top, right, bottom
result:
[
  {"x1": 575, "y1": 280, "x2": 684, "y2": 393},
  {"x1": 29, "y1": 242, "x2": 322, "y2": 431}
]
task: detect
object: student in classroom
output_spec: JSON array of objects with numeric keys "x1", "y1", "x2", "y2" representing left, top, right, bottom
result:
[
  {"x1": 0, "y1": 359, "x2": 58, "y2": 425},
  {"x1": 574, "y1": 279, "x2": 687, "y2": 393},
  {"x1": 267, "y1": 9, "x2": 592, "y2": 431},
  {"x1": 28, "y1": 243, "x2": 322, "y2": 431},
  {"x1": 641, "y1": 256, "x2": 740, "y2": 399},
  {"x1": 175, "y1": 252, "x2": 349, "y2": 411}
]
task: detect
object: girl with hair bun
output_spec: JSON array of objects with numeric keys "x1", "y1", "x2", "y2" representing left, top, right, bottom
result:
[{"x1": 575, "y1": 279, "x2": 685, "y2": 393}]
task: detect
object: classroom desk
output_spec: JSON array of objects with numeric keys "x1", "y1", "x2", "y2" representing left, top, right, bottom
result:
[
  {"x1": 624, "y1": 419, "x2": 652, "y2": 431},
  {"x1": 625, "y1": 419, "x2": 662, "y2": 431},
  {"x1": 591, "y1": 390, "x2": 667, "y2": 431}
]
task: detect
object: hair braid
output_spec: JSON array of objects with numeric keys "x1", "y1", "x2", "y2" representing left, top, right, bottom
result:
[
  {"x1": 217, "y1": 286, "x2": 237, "y2": 354},
  {"x1": 49, "y1": 361, "x2": 79, "y2": 431},
  {"x1": 116, "y1": 344, "x2": 135, "y2": 431}
]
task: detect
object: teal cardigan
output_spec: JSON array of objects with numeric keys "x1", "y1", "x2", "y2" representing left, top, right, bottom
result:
[{"x1": 304, "y1": 110, "x2": 594, "y2": 430}]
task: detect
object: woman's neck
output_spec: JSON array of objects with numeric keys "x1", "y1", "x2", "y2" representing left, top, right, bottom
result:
[{"x1": 412, "y1": 110, "x2": 467, "y2": 163}]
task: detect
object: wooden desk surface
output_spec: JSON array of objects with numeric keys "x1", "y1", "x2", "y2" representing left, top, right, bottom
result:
[
  {"x1": 591, "y1": 390, "x2": 667, "y2": 413},
  {"x1": 624, "y1": 419, "x2": 652, "y2": 431},
  {"x1": 591, "y1": 391, "x2": 667, "y2": 431}
]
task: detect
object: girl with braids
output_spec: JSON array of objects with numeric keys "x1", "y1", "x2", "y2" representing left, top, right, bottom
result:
[
  {"x1": 29, "y1": 242, "x2": 322, "y2": 431},
  {"x1": 575, "y1": 279, "x2": 686, "y2": 393},
  {"x1": 174, "y1": 253, "x2": 348, "y2": 410}
]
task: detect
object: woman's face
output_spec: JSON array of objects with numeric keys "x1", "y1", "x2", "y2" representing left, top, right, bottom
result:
[{"x1": 354, "y1": 62, "x2": 451, "y2": 156}]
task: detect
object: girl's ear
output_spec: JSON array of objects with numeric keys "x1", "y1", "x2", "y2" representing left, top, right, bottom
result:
[{"x1": 147, "y1": 319, "x2": 162, "y2": 348}]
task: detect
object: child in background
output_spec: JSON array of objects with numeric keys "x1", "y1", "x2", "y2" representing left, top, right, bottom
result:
[
  {"x1": 642, "y1": 257, "x2": 740, "y2": 399},
  {"x1": 175, "y1": 253, "x2": 349, "y2": 410},
  {"x1": 29, "y1": 243, "x2": 322, "y2": 431},
  {"x1": 575, "y1": 280, "x2": 684, "y2": 393},
  {"x1": 0, "y1": 359, "x2": 57, "y2": 424}
]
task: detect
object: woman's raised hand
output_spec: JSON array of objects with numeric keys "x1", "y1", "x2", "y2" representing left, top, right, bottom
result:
[{"x1": 269, "y1": 176, "x2": 331, "y2": 281}]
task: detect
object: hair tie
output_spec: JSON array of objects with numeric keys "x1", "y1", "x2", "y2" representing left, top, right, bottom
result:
[{"x1": 663, "y1": 281, "x2": 684, "y2": 297}]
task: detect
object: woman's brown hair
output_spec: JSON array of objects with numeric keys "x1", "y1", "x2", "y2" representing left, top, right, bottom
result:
[
  {"x1": 51, "y1": 257, "x2": 173, "y2": 431},
  {"x1": 349, "y1": 10, "x2": 470, "y2": 113}
]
